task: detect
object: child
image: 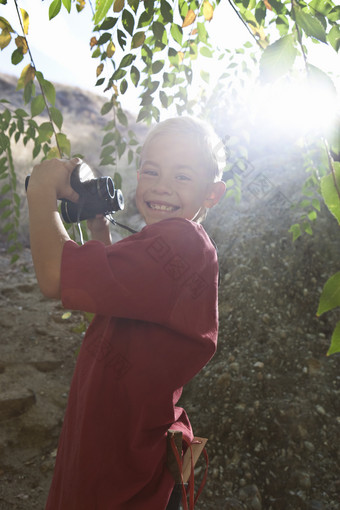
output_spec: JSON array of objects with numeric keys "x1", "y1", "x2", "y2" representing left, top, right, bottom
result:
[{"x1": 27, "y1": 117, "x2": 226, "y2": 510}]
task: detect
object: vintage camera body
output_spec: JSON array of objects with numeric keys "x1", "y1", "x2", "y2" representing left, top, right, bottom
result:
[{"x1": 25, "y1": 162, "x2": 124, "y2": 223}]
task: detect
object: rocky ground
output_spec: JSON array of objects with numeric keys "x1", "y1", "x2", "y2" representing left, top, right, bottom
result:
[
  {"x1": 0, "y1": 161, "x2": 339, "y2": 510},
  {"x1": 0, "y1": 74, "x2": 339, "y2": 509}
]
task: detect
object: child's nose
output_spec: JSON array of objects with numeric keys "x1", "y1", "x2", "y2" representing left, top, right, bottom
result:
[{"x1": 152, "y1": 175, "x2": 172, "y2": 194}]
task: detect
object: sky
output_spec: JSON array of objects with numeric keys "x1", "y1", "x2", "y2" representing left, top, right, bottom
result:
[{"x1": 1, "y1": 0, "x2": 339, "y2": 116}]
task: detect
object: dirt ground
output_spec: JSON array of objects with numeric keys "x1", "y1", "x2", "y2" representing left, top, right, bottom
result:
[{"x1": 0, "y1": 190, "x2": 340, "y2": 510}]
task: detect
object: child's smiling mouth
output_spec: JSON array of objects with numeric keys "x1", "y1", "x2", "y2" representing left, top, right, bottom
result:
[{"x1": 146, "y1": 201, "x2": 180, "y2": 212}]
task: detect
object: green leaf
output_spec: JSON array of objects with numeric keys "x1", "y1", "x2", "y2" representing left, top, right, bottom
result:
[
  {"x1": 1, "y1": 183, "x2": 11, "y2": 194},
  {"x1": 152, "y1": 60, "x2": 164, "y2": 74},
  {"x1": 200, "y1": 69, "x2": 210, "y2": 83},
  {"x1": 160, "y1": 0, "x2": 173, "y2": 23},
  {"x1": 128, "y1": 0, "x2": 139, "y2": 12},
  {"x1": 317, "y1": 271, "x2": 340, "y2": 316},
  {"x1": 0, "y1": 29, "x2": 11, "y2": 50},
  {"x1": 141, "y1": 43, "x2": 153, "y2": 64},
  {"x1": 136, "y1": 106, "x2": 151, "y2": 123},
  {"x1": 112, "y1": 68, "x2": 127, "y2": 80},
  {"x1": 312, "y1": 198, "x2": 320, "y2": 211},
  {"x1": 320, "y1": 162, "x2": 340, "y2": 224},
  {"x1": 131, "y1": 31, "x2": 145, "y2": 48},
  {"x1": 162, "y1": 71, "x2": 177, "y2": 88},
  {"x1": 102, "y1": 132, "x2": 115, "y2": 145},
  {"x1": 100, "y1": 155, "x2": 116, "y2": 166},
  {"x1": 117, "y1": 108, "x2": 128, "y2": 126},
  {"x1": 197, "y1": 22, "x2": 208, "y2": 44},
  {"x1": 120, "y1": 79, "x2": 128, "y2": 94},
  {"x1": 328, "y1": 25, "x2": 340, "y2": 52},
  {"x1": 0, "y1": 16, "x2": 14, "y2": 32},
  {"x1": 2, "y1": 222, "x2": 14, "y2": 234},
  {"x1": 50, "y1": 106, "x2": 63, "y2": 129},
  {"x1": 0, "y1": 132, "x2": 10, "y2": 151},
  {"x1": 130, "y1": 65, "x2": 140, "y2": 86},
  {"x1": 128, "y1": 149, "x2": 133, "y2": 165},
  {"x1": 152, "y1": 21, "x2": 165, "y2": 42},
  {"x1": 255, "y1": 0, "x2": 266, "y2": 24},
  {"x1": 33, "y1": 142, "x2": 42, "y2": 158},
  {"x1": 97, "y1": 32, "x2": 112, "y2": 45},
  {"x1": 43, "y1": 79, "x2": 56, "y2": 105},
  {"x1": 275, "y1": 15, "x2": 289, "y2": 36},
  {"x1": 62, "y1": 0, "x2": 71, "y2": 12},
  {"x1": 307, "y1": 63, "x2": 337, "y2": 98},
  {"x1": 120, "y1": 53, "x2": 136, "y2": 68},
  {"x1": 49, "y1": 0, "x2": 62, "y2": 20},
  {"x1": 92, "y1": 47, "x2": 101, "y2": 59},
  {"x1": 101, "y1": 101, "x2": 113, "y2": 115},
  {"x1": 170, "y1": 23, "x2": 182, "y2": 45},
  {"x1": 99, "y1": 16, "x2": 118, "y2": 30},
  {"x1": 327, "y1": 6, "x2": 340, "y2": 23},
  {"x1": 200, "y1": 46, "x2": 213, "y2": 58},
  {"x1": 38, "y1": 122, "x2": 53, "y2": 142},
  {"x1": 307, "y1": 210, "x2": 317, "y2": 221},
  {"x1": 288, "y1": 223, "x2": 301, "y2": 241},
  {"x1": 309, "y1": 0, "x2": 333, "y2": 17},
  {"x1": 302, "y1": 221, "x2": 313, "y2": 235},
  {"x1": 14, "y1": 108, "x2": 28, "y2": 117},
  {"x1": 118, "y1": 29, "x2": 127, "y2": 50},
  {"x1": 94, "y1": 0, "x2": 114, "y2": 25},
  {"x1": 1, "y1": 209, "x2": 13, "y2": 220},
  {"x1": 117, "y1": 141, "x2": 126, "y2": 158},
  {"x1": 114, "y1": 171, "x2": 122, "y2": 189},
  {"x1": 259, "y1": 34, "x2": 297, "y2": 83},
  {"x1": 0, "y1": 198, "x2": 11, "y2": 208},
  {"x1": 327, "y1": 321, "x2": 340, "y2": 356},
  {"x1": 159, "y1": 90, "x2": 169, "y2": 108},
  {"x1": 293, "y1": 6, "x2": 327, "y2": 43},
  {"x1": 122, "y1": 9, "x2": 135, "y2": 36},
  {"x1": 31, "y1": 95, "x2": 45, "y2": 117},
  {"x1": 56, "y1": 133, "x2": 71, "y2": 156},
  {"x1": 35, "y1": 72, "x2": 56, "y2": 105},
  {"x1": 101, "y1": 145, "x2": 115, "y2": 158},
  {"x1": 137, "y1": 10, "x2": 153, "y2": 28},
  {"x1": 13, "y1": 192, "x2": 20, "y2": 206},
  {"x1": 11, "y1": 48, "x2": 24, "y2": 65}
]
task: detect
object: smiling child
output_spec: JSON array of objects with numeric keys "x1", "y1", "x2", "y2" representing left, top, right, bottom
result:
[{"x1": 27, "y1": 116, "x2": 226, "y2": 510}]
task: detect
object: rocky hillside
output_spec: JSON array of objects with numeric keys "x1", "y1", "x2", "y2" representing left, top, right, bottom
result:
[{"x1": 0, "y1": 74, "x2": 339, "y2": 510}]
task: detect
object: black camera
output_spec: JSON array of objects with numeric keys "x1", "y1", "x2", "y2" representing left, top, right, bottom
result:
[{"x1": 25, "y1": 162, "x2": 124, "y2": 223}]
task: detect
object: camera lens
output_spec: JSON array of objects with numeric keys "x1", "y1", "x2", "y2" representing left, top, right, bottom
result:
[
  {"x1": 96, "y1": 177, "x2": 115, "y2": 200},
  {"x1": 112, "y1": 189, "x2": 124, "y2": 211}
]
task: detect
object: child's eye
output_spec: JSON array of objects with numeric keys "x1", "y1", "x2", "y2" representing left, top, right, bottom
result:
[
  {"x1": 141, "y1": 169, "x2": 158, "y2": 176},
  {"x1": 176, "y1": 174, "x2": 191, "y2": 181}
]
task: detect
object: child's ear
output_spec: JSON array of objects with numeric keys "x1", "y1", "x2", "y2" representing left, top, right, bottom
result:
[{"x1": 204, "y1": 181, "x2": 226, "y2": 209}]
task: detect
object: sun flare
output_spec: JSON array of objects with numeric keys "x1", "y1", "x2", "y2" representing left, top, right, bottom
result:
[{"x1": 252, "y1": 74, "x2": 339, "y2": 138}]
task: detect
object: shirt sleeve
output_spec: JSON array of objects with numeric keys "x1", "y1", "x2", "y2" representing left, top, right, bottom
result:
[{"x1": 61, "y1": 218, "x2": 219, "y2": 341}]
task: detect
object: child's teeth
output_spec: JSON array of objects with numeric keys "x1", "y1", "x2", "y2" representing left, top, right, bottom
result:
[{"x1": 150, "y1": 203, "x2": 175, "y2": 211}]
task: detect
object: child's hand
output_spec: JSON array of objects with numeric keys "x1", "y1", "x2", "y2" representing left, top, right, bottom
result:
[
  {"x1": 87, "y1": 215, "x2": 112, "y2": 246},
  {"x1": 27, "y1": 158, "x2": 81, "y2": 203}
]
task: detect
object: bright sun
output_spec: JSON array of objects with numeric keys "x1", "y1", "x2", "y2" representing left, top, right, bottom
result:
[{"x1": 251, "y1": 73, "x2": 339, "y2": 138}]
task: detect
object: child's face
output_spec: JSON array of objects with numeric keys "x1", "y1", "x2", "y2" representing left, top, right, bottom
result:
[{"x1": 136, "y1": 133, "x2": 215, "y2": 225}]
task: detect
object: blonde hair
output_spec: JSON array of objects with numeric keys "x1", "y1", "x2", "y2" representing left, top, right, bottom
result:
[{"x1": 140, "y1": 116, "x2": 226, "y2": 182}]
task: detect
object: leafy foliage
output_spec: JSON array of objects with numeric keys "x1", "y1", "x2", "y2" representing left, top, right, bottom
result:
[
  {"x1": 0, "y1": 0, "x2": 339, "y2": 353},
  {"x1": 321, "y1": 161, "x2": 340, "y2": 224}
]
